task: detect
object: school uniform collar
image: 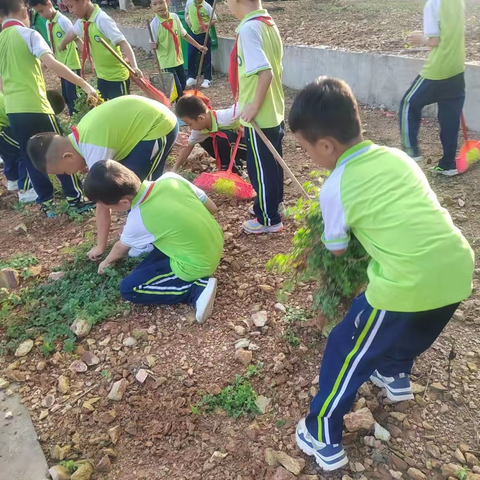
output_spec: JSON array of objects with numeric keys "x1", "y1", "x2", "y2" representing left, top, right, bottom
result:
[
  {"x1": 202, "y1": 110, "x2": 218, "y2": 135},
  {"x1": 336, "y1": 140, "x2": 375, "y2": 168},
  {"x1": 156, "y1": 13, "x2": 172, "y2": 22},
  {"x1": 236, "y1": 9, "x2": 269, "y2": 33},
  {"x1": 132, "y1": 181, "x2": 154, "y2": 209},
  {"x1": 2, "y1": 18, "x2": 27, "y2": 28},
  {"x1": 51, "y1": 11, "x2": 60, "y2": 23},
  {"x1": 86, "y1": 4, "x2": 101, "y2": 22},
  {"x1": 68, "y1": 132, "x2": 81, "y2": 155}
]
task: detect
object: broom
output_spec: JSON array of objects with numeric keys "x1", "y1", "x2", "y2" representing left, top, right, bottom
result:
[
  {"x1": 183, "y1": 0, "x2": 218, "y2": 108},
  {"x1": 98, "y1": 38, "x2": 171, "y2": 107},
  {"x1": 456, "y1": 113, "x2": 480, "y2": 174},
  {"x1": 251, "y1": 121, "x2": 310, "y2": 201},
  {"x1": 194, "y1": 132, "x2": 255, "y2": 200}
]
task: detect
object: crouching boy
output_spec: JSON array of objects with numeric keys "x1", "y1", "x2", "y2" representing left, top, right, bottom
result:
[{"x1": 84, "y1": 160, "x2": 224, "y2": 323}]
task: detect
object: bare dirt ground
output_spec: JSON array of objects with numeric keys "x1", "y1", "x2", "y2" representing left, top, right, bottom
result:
[
  {"x1": 1, "y1": 53, "x2": 480, "y2": 480},
  {"x1": 109, "y1": 0, "x2": 480, "y2": 63}
]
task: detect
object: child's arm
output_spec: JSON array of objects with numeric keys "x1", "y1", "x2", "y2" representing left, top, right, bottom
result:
[
  {"x1": 172, "y1": 144, "x2": 195, "y2": 172},
  {"x1": 98, "y1": 240, "x2": 130, "y2": 274},
  {"x1": 204, "y1": 197, "x2": 218, "y2": 215},
  {"x1": 182, "y1": 33, "x2": 208, "y2": 53},
  {"x1": 241, "y1": 69, "x2": 273, "y2": 123},
  {"x1": 88, "y1": 204, "x2": 112, "y2": 260},
  {"x1": 75, "y1": 37, "x2": 84, "y2": 51},
  {"x1": 117, "y1": 40, "x2": 143, "y2": 77},
  {"x1": 58, "y1": 30, "x2": 78, "y2": 52},
  {"x1": 408, "y1": 0, "x2": 441, "y2": 48}
]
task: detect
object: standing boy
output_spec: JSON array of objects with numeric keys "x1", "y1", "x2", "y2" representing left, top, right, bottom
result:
[
  {"x1": 173, "y1": 95, "x2": 245, "y2": 173},
  {"x1": 400, "y1": 0, "x2": 465, "y2": 176},
  {"x1": 185, "y1": 0, "x2": 216, "y2": 88},
  {"x1": 59, "y1": 0, "x2": 142, "y2": 100},
  {"x1": 27, "y1": 95, "x2": 179, "y2": 261},
  {"x1": 84, "y1": 161, "x2": 223, "y2": 324},
  {"x1": 28, "y1": 0, "x2": 83, "y2": 115},
  {"x1": 226, "y1": 0, "x2": 285, "y2": 234},
  {"x1": 289, "y1": 77, "x2": 474, "y2": 471},
  {"x1": 150, "y1": 0, "x2": 207, "y2": 98},
  {"x1": 0, "y1": 0, "x2": 97, "y2": 214}
]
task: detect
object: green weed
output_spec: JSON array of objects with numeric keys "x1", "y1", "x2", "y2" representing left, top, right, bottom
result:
[
  {"x1": 285, "y1": 327, "x2": 300, "y2": 347},
  {"x1": 457, "y1": 467, "x2": 470, "y2": 480},
  {"x1": 275, "y1": 419, "x2": 286, "y2": 428},
  {"x1": 39, "y1": 342, "x2": 55, "y2": 357},
  {"x1": 60, "y1": 460, "x2": 78, "y2": 474},
  {"x1": 50, "y1": 200, "x2": 95, "y2": 223},
  {"x1": 11, "y1": 202, "x2": 28, "y2": 214},
  {"x1": 0, "y1": 254, "x2": 39, "y2": 277}
]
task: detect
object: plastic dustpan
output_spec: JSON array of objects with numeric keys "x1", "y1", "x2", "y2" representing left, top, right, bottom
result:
[{"x1": 456, "y1": 113, "x2": 480, "y2": 173}]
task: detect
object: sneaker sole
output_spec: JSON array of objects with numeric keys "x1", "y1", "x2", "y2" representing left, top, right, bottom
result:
[
  {"x1": 296, "y1": 432, "x2": 349, "y2": 472},
  {"x1": 196, "y1": 278, "x2": 217, "y2": 324},
  {"x1": 243, "y1": 224, "x2": 284, "y2": 235},
  {"x1": 370, "y1": 375, "x2": 414, "y2": 402}
]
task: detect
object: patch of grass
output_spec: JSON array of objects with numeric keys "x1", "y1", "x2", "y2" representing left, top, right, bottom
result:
[
  {"x1": 0, "y1": 234, "x2": 140, "y2": 351},
  {"x1": 51, "y1": 200, "x2": 95, "y2": 223},
  {"x1": 0, "y1": 253, "x2": 38, "y2": 272},
  {"x1": 275, "y1": 419, "x2": 287, "y2": 428},
  {"x1": 285, "y1": 327, "x2": 300, "y2": 347},
  {"x1": 457, "y1": 467, "x2": 470, "y2": 480},
  {"x1": 39, "y1": 342, "x2": 55, "y2": 357},
  {"x1": 60, "y1": 460, "x2": 78, "y2": 474},
  {"x1": 11, "y1": 201, "x2": 28, "y2": 214}
]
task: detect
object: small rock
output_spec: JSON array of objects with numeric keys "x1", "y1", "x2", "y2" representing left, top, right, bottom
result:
[
  {"x1": 5, "y1": 411, "x2": 13, "y2": 419},
  {"x1": 58, "y1": 375, "x2": 70, "y2": 394},
  {"x1": 252, "y1": 310, "x2": 268, "y2": 327},
  {"x1": 441, "y1": 464, "x2": 463, "y2": 477},
  {"x1": 0, "y1": 378, "x2": 9, "y2": 389},
  {"x1": 132, "y1": 329, "x2": 148, "y2": 340},
  {"x1": 258, "y1": 284, "x2": 274, "y2": 293},
  {"x1": 96, "y1": 455, "x2": 112, "y2": 473},
  {"x1": 235, "y1": 348, "x2": 252, "y2": 366},
  {"x1": 145, "y1": 355, "x2": 156, "y2": 367},
  {"x1": 275, "y1": 303, "x2": 287, "y2": 314},
  {"x1": 374, "y1": 423, "x2": 391, "y2": 442},
  {"x1": 70, "y1": 319, "x2": 92, "y2": 338},
  {"x1": 13, "y1": 223, "x2": 28, "y2": 234},
  {"x1": 246, "y1": 422, "x2": 260, "y2": 441},
  {"x1": 455, "y1": 449, "x2": 467, "y2": 463},
  {"x1": 422, "y1": 421, "x2": 434, "y2": 430},
  {"x1": 410, "y1": 382, "x2": 425, "y2": 394},
  {"x1": 99, "y1": 410, "x2": 117, "y2": 424},
  {"x1": 123, "y1": 337, "x2": 136, "y2": 347},
  {"x1": 0, "y1": 268, "x2": 19, "y2": 289},
  {"x1": 466, "y1": 453, "x2": 480, "y2": 467},
  {"x1": 467, "y1": 362, "x2": 478, "y2": 373},
  {"x1": 273, "y1": 467, "x2": 296, "y2": 480},
  {"x1": 431, "y1": 382, "x2": 448, "y2": 392},
  {"x1": 36, "y1": 361, "x2": 46, "y2": 371},
  {"x1": 135, "y1": 369, "x2": 148, "y2": 383},
  {"x1": 390, "y1": 412, "x2": 406, "y2": 422},
  {"x1": 51, "y1": 444, "x2": 71, "y2": 461},
  {"x1": 71, "y1": 462, "x2": 93, "y2": 480},
  {"x1": 48, "y1": 271, "x2": 65, "y2": 281},
  {"x1": 48, "y1": 465, "x2": 71, "y2": 480},
  {"x1": 407, "y1": 467, "x2": 426, "y2": 480},
  {"x1": 344, "y1": 408, "x2": 375, "y2": 432},
  {"x1": 42, "y1": 393, "x2": 55, "y2": 408},
  {"x1": 81, "y1": 351, "x2": 100, "y2": 366},
  {"x1": 108, "y1": 425, "x2": 121, "y2": 444},
  {"x1": 426, "y1": 444, "x2": 441, "y2": 459},
  {"x1": 69, "y1": 360, "x2": 87, "y2": 373},
  {"x1": 108, "y1": 379, "x2": 128, "y2": 401},
  {"x1": 354, "y1": 462, "x2": 366, "y2": 472},
  {"x1": 235, "y1": 338, "x2": 250, "y2": 350},
  {"x1": 38, "y1": 410, "x2": 49, "y2": 420},
  {"x1": 255, "y1": 395, "x2": 271, "y2": 414},
  {"x1": 234, "y1": 325, "x2": 246, "y2": 335},
  {"x1": 210, "y1": 451, "x2": 228, "y2": 464},
  {"x1": 5, "y1": 370, "x2": 26, "y2": 382},
  {"x1": 390, "y1": 471, "x2": 403, "y2": 480},
  {"x1": 275, "y1": 451, "x2": 305, "y2": 475},
  {"x1": 14, "y1": 339, "x2": 34, "y2": 357},
  {"x1": 265, "y1": 447, "x2": 279, "y2": 466}
]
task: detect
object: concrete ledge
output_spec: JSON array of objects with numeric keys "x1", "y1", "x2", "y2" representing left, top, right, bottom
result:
[{"x1": 120, "y1": 25, "x2": 480, "y2": 131}]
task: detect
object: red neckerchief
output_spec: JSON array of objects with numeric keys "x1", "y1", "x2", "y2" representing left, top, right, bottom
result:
[
  {"x1": 48, "y1": 21, "x2": 56, "y2": 55},
  {"x1": 161, "y1": 16, "x2": 181, "y2": 60},
  {"x1": 196, "y1": 3, "x2": 209, "y2": 33},
  {"x1": 229, "y1": 15, "x2": 274, "y2": 114},
  {"x1": 2, "y1": 20, "x2": 24, "y2": 28},
  {"x1": 71, "y1": 125, "x2": 80, "y2": 142},
  {"x1": 141, "y1": 183, "x2": 155, "y2": 204},
  {"x1": 81, "y1": 20, "x2": 92, "y2": 79},
  {"x1": 208, "y1": 111, "x2": 242, "y2": 170}
]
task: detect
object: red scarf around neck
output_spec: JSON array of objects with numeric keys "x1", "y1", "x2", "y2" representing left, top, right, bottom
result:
[
  {"x1": 195, "y1": 3, "x2": 209, "y2": 32},
  {"x1": 48, "y1": 21, "x2": 56, "y2": 55},
  {"x1": 161, "y1": 17, "x2": 181, "y2": 60}
]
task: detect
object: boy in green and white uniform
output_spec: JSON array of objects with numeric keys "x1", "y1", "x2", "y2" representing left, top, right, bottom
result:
[
  {"x1": 28, "y1": 0, "x2": 82, "y2": 115},
  {"x1": 400, "y1": 0, "x2": 465, "y2": 176},
  {"x1": 150, "y1": 0, "x2": 207, "y2": 97},
  {"x1": 27, "y1": 95, "x2": 179, "y2": 261},
  {"x1": 227, "y1": 0, "x2": 285, "y2": 234},
  {"x1": 84, "y1": 160, "x2": 223, "y2": 324},
  {"x1": 60, "y1": 0, "x2": 142, "y2": 100}
]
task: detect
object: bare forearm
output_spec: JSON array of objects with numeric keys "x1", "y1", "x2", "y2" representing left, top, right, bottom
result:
[
  {"x1": 75, "y1": 38, "x2": 84, "y2": 51},
  {"x1": 204, "y1": 197, "x2": 218, "y2": 215},
  {"x1": 252, "y1": 70, "x2": 273, "y2": 110},
  {"x1": 173, "y1": 145, "x2": 194, "y2": 172},
  {"x1": 96, "y1": 204, "x2": 112, "y2": 250},
  {"x1": 118, "y1": 40, "x2": 138, "y2": 69},
  {"x1": 59, "y1": 30, "x2": 77, "y2": 51},
  {"x1": 105, "y1": 240, "x2": 129, "y2": 265},
  {"x1": 41, "y1": 54, "x2": 92, "y2": 92},
  {"x1": 183, "y1": 33, "x2": 203, "y2": 50}
]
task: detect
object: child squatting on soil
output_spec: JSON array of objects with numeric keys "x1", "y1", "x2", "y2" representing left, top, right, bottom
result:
[
  {"x1": 83, "y1": 161, "x2": 224, "y2": 324},
  {"x1": 289, "y1": 77, "x2": 475, "y2": 472},
  {"x1": 26, "y1": 95, "x2": 179, "y2": 260},
  {"x1": 173, "y1": 94, "x2": 246, "y2": 174}
]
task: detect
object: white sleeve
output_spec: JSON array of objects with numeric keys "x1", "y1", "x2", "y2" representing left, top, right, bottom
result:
[
  {"x1": 57, "y1": 14, "x2": 74, "y2": 34},
  {"x1": 319, "y1": 169, "x2": 350, "y2": 251},
  {"x1": 73, "y1": 19, "x2": 83, "y2": 38},
  {"x1": 188, "y1": 129, "x2": 208, "y2": 145},
  {"x1": 204, "y1": 3, "x2": 217, "y2": 21},
  {"x1": 239, "y1": 22, "x2": 271, "y2": 77},
  {"x1": 79, "y1": 143, "x2": 117, "y2": 170},
  {"x1": 96, "y1": 12, "x2": 126, "y2": 46},
  {"x1": 120, "y1": 209, "x2": 155, "y2": 249},
  {"x1": 424, "y1": 0, "x2": 441, "y2": 37},
  {"x1": 159, "y1": 172, "x2": 207, "y2": 204},
  {"x1": 173, "y1": 13, "x2": 187, "y2": 36},
  {"x1": 150, "y1": 17, "x2": 160, "y2": 40},
  {"x1": 19, "y1": 28, "x2": 52, "y2": 59},
  {"x1": 215, "y1": 104, "x2": 240, "y2": 129}
]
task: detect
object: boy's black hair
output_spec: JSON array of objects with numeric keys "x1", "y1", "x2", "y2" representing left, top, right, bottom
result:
[
  {"x1": 176, "y1": 94, "x2": 208, "y2": 119},
  {"x1": 27, "y1": 132, "x2": 58, "y2": 174},
  {"x1": 46, "y1": 89, "x2": 66, "y2": 115},
  {"x1": 27, "y1": 0, "x2": 47, "y2": 7},
  {"x1": 289, "y1": 77, "x2": 362, "y2": 145},
  {"x1": 84, "y1": 160, "x2": 141, "y2": 205},
  {"x1": 0, "y1": 0, "x2": 25, "y2": 16}
]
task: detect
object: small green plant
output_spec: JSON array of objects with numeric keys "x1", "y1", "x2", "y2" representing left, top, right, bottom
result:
[
  {"x1": 244, "y1": 362, "x2": 263, "y2": 378},
  {"x1": 60, "y1": 460, "x2": 78, "y2": 474},
  {"x1": 285, "y1": 327, "x2": 300, "y2": 347},
  {"x1": 11, "y1": 201, "x2": 27, "y2": 214},
  {"x1": 39, "y1": 342, "x2": 55, "y2": 357},
  {"x1": 178, "y1": 169, "x2": 196, "y2": 182},
  {"x1": 275, "y1": 419, "x2": 287, "y2": 428},
  {"x1": 268, "y1": 175, "x2": 369, "y2": 326},
  {"x1": 457, "y1": 467, "x2": 470, "y2": 480},
  {"x1": 190, "y1": 405, "x2": 200, "y2": 415},
  {"x1": 0, "y1": 254, "x2": 39, "y2": 279},
  {"x1": 70, "y1": 89, "x2": 104, "y2": 127},
  {"x1": 50, "y1": 200, "x2": 94, "y2": 223}
]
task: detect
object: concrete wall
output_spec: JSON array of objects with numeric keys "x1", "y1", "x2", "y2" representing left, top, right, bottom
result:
[{"x1": 120, "y1": 26, "x2": 480, "y2": 131}]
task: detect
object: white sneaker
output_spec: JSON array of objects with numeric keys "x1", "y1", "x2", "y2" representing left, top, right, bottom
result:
[
  {"x1": 431, "y1": 166, "x2": 459, "y2": 177},
  {"x1": 7, "y1": 180, "x2": 18, "y2": 192},
  {"x1": 195, "y1": 277, "x2": 217, "y2": 324},
  {"x1": 243, "y1": 218, "x2": 283, "y2": 234},
  {"x1": 201, "y1": 79, "x2": 211, "y2": 89},
  {"x1": 412, "y1": 156, "x2": 423, "y2": 163},
  {"x1": 18, "y1": 188, "x2": 37, "y2": 203},
  {"x1": 128, "y1": 244, "x2": 154, "y2": 258},
  {"x1": 186, "y1": 77, "x2": 196, "y2": 87}
]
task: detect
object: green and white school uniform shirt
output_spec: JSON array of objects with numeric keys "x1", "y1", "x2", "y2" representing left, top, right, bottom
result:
[
  {"x1": 47, "y1": 11, "x2": 81, "y2": 70},
  {"x1": 0, "y1": 93, "x2": 10, "y2": 130},
  {"x1": 421, "y1": 0, "x2": 465, "y2": 80},
  {"x1": 68, "y1": 95, "x2": 177, "y2": 167},
  {"x1": 236, "y1": 10, "x2": 284, "y2": 129},
  {"x1": 150, "y1": 13, "x2": 186, "y2": 69},
  {"x1": 121, "y1": 173, "x2": 224, "y2": 281},
  {"x1": 186, "y1": 0, "x2": 216, "y2": 35},
  {"x1": 320, "y1": 141, "x2": 474, "y2": 313},
  {"x1": 188, "y1": 104, "x2": 240, "y2": 145},
  {"x1": 0, "y1": 19, "x2": 54, "y2": 114},
  {"x1": 73, "y1": 5, "x2": 128, "y2": 81}
]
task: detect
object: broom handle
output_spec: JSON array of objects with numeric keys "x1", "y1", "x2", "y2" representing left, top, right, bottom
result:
[
  {"x1": 461, "y1": 112, "x2": 469, "y2": 143},
  {"x1": 146, "y1": 20, "x2": 168, "y2": 95},
  {"x1": 99, "y1": 38, "x2": 137, "y2": 76},
  {"x1": 251, "y1": 121, "x2": 310, "y2": 201},
  {"x1": 195, "y1": 0, "x2": 218, "y2": 91},
  {"x1": 227, "y1": 131, "x2": 242, "y2": 174}
]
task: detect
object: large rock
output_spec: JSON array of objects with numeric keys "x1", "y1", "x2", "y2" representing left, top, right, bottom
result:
[
  {"x1": 273, "y1": 467, "x2": 296, "y2": 480},
  {"x1": 441, "y1": 464, "x2": 463, "y2": 477},
  {"x1": 0, "y1": 378, "x2": 9, "y2": 389},
  {"x1": 51, "y1": 444, "x2": 71, "y2": 461},
  {"x1": 14, "y1": 339, "x2": 34, "y2": 357},
  {"x1": 0, "y1": 268, "x2": 19, "y2": 289},
  {"x1": 96, "y1": 455, "x2": 112, "y2": 473},
  {"x1": 49, "y1": 465, "x2": 71, "y2": 480},
  {"x1": 252, "y1": 310, "x2": 268, "y2": 327},
  {"x1": 265, "y1": 447, "x2": 278, "y2": 466},
  {"x1": 108, "y1": 379, "x2": 128, "y2": 401},
  {"x1": 374, "y1": 423, "x2": 391, "y2": 442},
  {"x1": 466, "y1": 453, "x2": 480, "y2": 467},
  {"x1": 81, "y1": 351, "x2": 100, "y2": 366},
  {"x1": 425, "y1": 443, "x2": 440, "y2": 459},
  {"x1": 71, "y1": 462, "x2": 93, "y2": 480},
  {"x1": 70, "y1": 319, "x2": 92, "y2": 338},
  {"x1": 344, "y1": 408, "x2": 375, "y2": 432},
  {"x1": 407, "y1": 467, "x2": 427, "y2": 480},
  {"x1": 235, "y1": 348, "x2": 252, "y2": 366},
  {"x1": 275, "y1": 451, "x2": 305, "y2": 475}
]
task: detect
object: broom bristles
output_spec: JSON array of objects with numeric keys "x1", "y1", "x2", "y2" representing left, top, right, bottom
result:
[{"x1": 194, "y1": 171, "x2": 255, "y2": 200}]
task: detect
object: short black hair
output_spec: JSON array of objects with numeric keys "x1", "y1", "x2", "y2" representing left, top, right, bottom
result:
[
  {"x1": 0, "y1": 0, "x2": 25, "y2": 16},
  {"x1": 27, "y1": 132, "x2": 59, "y2": 174},
  {"x1": 289, "y1": 77, "x2": 361, "y2": 145},
  {"x1": 84, "y1": 160, "x2": 141, "y2": 205},
  {"x1": 176, "y1": 94, "x2": 208, "y2": 119},
  {"x1": 46, "y1": 89, "x2": 66, "y2": 115},
  {"x1": 27, "y1": 0, "x2": 47, "y2": 7}
]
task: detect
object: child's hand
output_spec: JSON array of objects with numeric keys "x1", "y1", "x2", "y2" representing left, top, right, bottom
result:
[
  {"x1": 58, "y1": 41, "x2": 67, "y2": 52},
  {"x1": 82, "y1": 83, "x2": 97, "y2": 97},
  {"x1": 98, "y1": 260, "x2": 109, "y2": 274},
  {"x1": 133, "y1": 67, "x2": 144, "y2": 78},
  {"x1": 149, "y1": 41, "x2": 157, "y2": 50},
  {"x1": 199, "y1": 45, "x2": 208, "y2": 54},
  {"x1": 87, "y1": 245, "x2": 105, "y2": 261},
  {"x1": 241, "y1": 103, "x2": 259, "y2": 124},
  {"x1": 407, "y1": 31, "x2": 425, "y2": 46}
]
